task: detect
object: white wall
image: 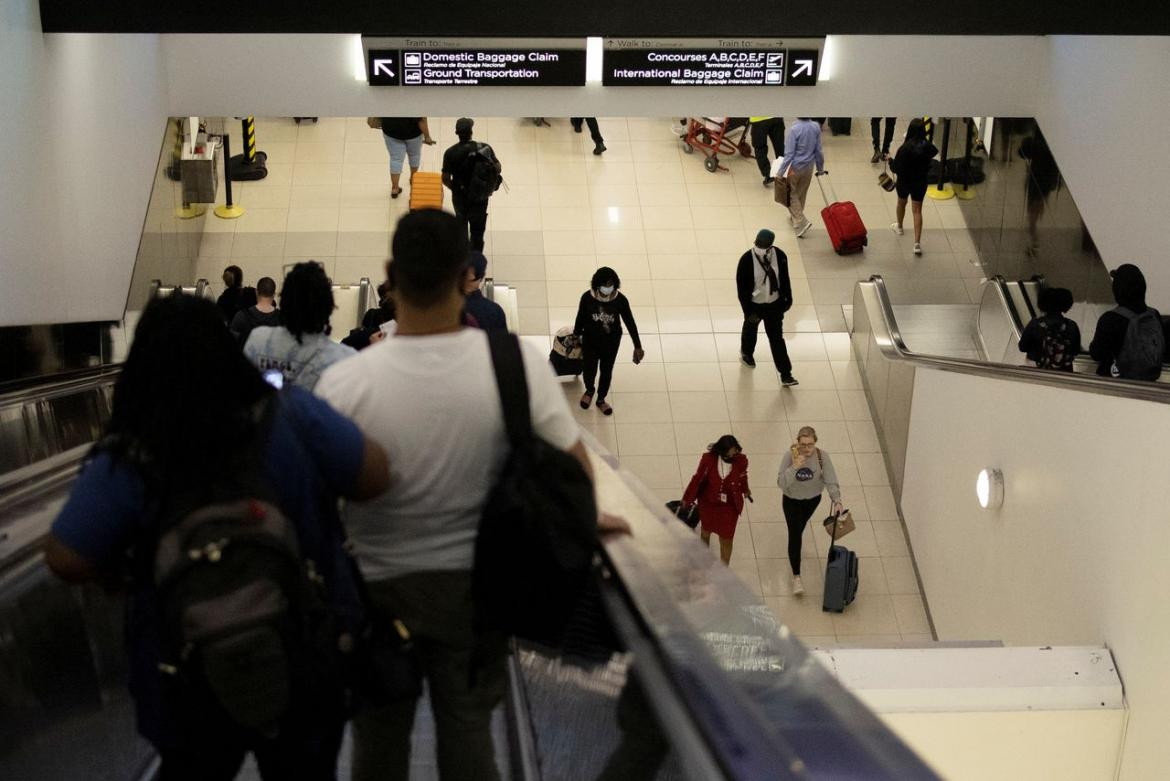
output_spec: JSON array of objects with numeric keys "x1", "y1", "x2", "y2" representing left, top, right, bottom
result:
[
  {"x1": 1036, "y1": 37, "x2": 1170, "y2": 305},
  {"x1": 900, "y1": 368, "x2": 1170, "y2": 779},
  {"x1": 161, "y1": 34, "x2": 1044, "y2": 118},
  {"x1": 0, "y1": 0, "x2": 169, "y2": 325},
  {"x1": 3, "y1": 30, "x2": 1165, "y2": 328}
]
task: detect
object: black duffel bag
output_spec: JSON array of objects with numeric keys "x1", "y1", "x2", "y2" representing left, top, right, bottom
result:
[{"x1": 474, "y1": 332, "x2": 600, "y2": 650}]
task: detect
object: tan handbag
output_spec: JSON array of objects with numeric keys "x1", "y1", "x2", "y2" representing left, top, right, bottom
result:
[
  {"x1": 366, "y1": 117, "x2": 382, "y2": 129},
  {"x1": 773, "y1": 175, "x2": 792, "y2": 206},
  {"x1": 823, "y1": 509, "x2": 856, "y2": 540}
]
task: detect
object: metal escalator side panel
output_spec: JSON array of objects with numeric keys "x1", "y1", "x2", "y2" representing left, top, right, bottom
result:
[{"x1": 0, "y1": 543, "x2": 154, "y2": 780}]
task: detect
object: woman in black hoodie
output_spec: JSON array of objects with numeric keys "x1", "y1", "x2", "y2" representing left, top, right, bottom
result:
[
  {"x1": 1089, "y1": 263, "x2": 1166, "y2": 380},
  {"x1": 573, "y1": 267, "x2": 645, "y2": 416}
]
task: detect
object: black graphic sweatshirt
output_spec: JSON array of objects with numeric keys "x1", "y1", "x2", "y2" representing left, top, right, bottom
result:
[{"x1": 573, "y1": 291, "x2": 642, "y2": 350}]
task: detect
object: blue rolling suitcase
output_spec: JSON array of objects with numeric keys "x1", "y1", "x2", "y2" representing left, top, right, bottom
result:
[{"x1": 822, "y1": 513, "x2": 859, "y2": 612}]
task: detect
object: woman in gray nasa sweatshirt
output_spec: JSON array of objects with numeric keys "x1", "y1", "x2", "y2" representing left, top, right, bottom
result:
[{"x1": 777, "y1": 425, "x2": 843, "y2": 595}]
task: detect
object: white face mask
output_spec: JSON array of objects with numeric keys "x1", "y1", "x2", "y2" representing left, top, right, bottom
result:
[{"x1": 598, "y1": 285, "x2": 615, "y2": 297}]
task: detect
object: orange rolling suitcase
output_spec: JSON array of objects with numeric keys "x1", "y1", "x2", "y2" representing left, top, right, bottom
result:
[{"x1": 409, "y1": 171, "x2": 444, "y2": 211}]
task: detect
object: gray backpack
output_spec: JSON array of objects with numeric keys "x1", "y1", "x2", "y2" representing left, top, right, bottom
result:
[
  {"x1": 1114, "y1": 306, "x2": 1165, "y2": 381},
  {"x1": 151, "y1": 400, "x2": 336, "y2": 733}
]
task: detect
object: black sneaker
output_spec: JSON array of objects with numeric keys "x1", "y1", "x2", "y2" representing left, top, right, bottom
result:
[
  {"x1": 762, "y1": 176, "x2": 774, "y2": 187},
  {"x1": 740, "y1": 353, "x2": 756, "y2": 368},
  {"x1": 870, "y1": 150, "x2": 881, "y2": 164},
  {"x1": 593, "y1": 142, "x2": 606, "y2": 156},
  {"x1": 781, "y1": 374, "x2": 799, "y2": 387}
]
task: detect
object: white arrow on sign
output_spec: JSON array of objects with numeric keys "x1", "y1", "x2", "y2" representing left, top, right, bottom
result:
[
  {"x1": 373, "y1": 60, "x2": 396, "y2": 78},
  {"x1": 792, "y1": 59, "x2": 814, "y2": 78}
]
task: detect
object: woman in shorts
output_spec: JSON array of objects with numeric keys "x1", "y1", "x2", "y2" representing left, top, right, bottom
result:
[
  {"x1": 889, "y1": 118, "x2": 939, "y2": 256},
  {"x1": 379, "y1": 117, "x2": 436, "y2": 198}
]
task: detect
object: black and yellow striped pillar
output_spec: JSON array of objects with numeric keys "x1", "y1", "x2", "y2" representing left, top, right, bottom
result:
[{"x1": 241, "y1": 116, "x2": 257, "y2": 164}]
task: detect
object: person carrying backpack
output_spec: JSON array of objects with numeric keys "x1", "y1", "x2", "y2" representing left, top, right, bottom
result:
[
  {"x1": 441, "y1": 117, "x2": 502, "y2": 252},
  {"x1": 316, "y1": 210, "x2": 628, "y2": 781},
  {"x1": 1019, "y1": 286, "x2": 1081, "y2": 372},
  {"x1": 45, "y1": 293, "x2": 390, "y2": 780},
  {"x1": 1090, "y1": 264, "x2": 1166, "y2": 380}
]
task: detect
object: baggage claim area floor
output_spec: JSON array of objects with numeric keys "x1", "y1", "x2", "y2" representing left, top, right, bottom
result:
[{"x1": 196, "y1": 116, "x2": 957, "y2": 645}]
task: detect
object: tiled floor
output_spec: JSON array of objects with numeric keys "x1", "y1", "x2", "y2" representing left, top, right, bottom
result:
[{"x1": 195, "y1": 116, "x2": 946, "y2": 645}]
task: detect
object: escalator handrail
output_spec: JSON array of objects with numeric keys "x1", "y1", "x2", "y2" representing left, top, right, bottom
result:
[
  {"x1": 1018, "y1": 274, "x2": 1043, "y2": 321},
  {"x1": 594, "y1": 558, "x2": 759, "y2": 781},
  {"x1": 864, "y1": 275, "x2": 1170, "y2": 403},
  {"x1": 0, "y1": 364, "x2": 122, "y2": 406},
  {"x1": 991, "y1": 275, "x2": 1027, "y2": 337}
]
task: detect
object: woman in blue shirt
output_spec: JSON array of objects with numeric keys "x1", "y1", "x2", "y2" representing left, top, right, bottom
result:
[{"x1": 45, "y1": 293, "x2": 389, "y2": 780}]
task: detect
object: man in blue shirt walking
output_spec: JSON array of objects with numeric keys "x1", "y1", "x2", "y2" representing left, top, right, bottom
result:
[{"x1": 781, "y1": 118, "x2": 826, "y2": 238}]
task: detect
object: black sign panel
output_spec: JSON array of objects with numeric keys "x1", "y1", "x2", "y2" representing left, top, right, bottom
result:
[
  {"x1": 367, "y1": 50, "x2": 400, "y2": 86},
  {"x1": 367, "y1": 48, "x2": 586, "y2": 86},
  {"x1": 604, "y1": 48, "x2": 799, "y2": 87},
  {"x1": 785, "y1": 49, "x2": 820, "y2": 86}
]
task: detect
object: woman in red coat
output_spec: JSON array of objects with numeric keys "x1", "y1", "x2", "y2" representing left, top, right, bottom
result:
[{"x1": 682, "y1": 435, "x2": 752, "y2": 564}]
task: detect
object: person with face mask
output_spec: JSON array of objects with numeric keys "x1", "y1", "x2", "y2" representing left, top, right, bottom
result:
[
  {"x1": 573, "y1": 267, "x2": 644, "y2": 415},
  {"x1": 736, "y1": 229, "x2": 797, "y2": 386},
  {"x1": 681, "y1": 435, "x2": 751, "y2": 565}
]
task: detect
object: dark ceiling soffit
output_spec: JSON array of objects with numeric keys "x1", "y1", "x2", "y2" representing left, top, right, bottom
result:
[{"x1": 36, "y1": 0, "x2": 1170, "y2": 35}]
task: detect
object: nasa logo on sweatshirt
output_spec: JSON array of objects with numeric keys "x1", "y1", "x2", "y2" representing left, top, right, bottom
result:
[{"x1": 795, "y1": 467, "x2": 814, "y2": 481}]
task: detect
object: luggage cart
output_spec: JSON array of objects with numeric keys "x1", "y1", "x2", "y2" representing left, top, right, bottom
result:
[{"x1": 681, "y1": 117, "x2": 754, "y2": 173}]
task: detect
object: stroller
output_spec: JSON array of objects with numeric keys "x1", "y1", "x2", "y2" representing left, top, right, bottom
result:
[
  {"x1": 549, "y1": 326, "x2": 583, "y2": 378},
  {"x1": 681, "y1": 117, "x2": 754, "y2": 173}
]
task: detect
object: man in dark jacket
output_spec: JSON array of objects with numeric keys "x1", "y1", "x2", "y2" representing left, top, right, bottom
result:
[
  {"x1": 229, "y1": 275, "x2": 280, "y2": 346},
  {"x1": 463, "y1": 252, "x2": 507, "y2": 331},
  {"x1": 1089, "y1": 263, "x2": 1166, "y2": 380},
  {"x1": 736, "y1": 229, "x2": 797, "y2": 386}
]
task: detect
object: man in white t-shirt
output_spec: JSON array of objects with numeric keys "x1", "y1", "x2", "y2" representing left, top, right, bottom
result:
[{"x1": 317, "y1": 210, "x2": 625, "y2": 781}]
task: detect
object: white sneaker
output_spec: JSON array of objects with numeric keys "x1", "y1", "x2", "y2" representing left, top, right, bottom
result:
[
  {"x1": 913, "y1": 242, "x2": 922, "y2": 255},
  {"x1": 792, "y1": 575, "x2": 805, "y2": 596},
  {"x1": 796, "y1": 219, "x2": 812, "y2": 238},
  {"x1": 890, "y1": 222, "x2": 904, "y2": 236}
]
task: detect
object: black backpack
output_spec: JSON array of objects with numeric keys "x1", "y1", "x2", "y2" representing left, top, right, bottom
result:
[
  {"x1": 1114, "y1": 306, "x2": 1165, "y2": 380},
  {"x1": 474, "y1": 332, "x2": 599, "y2": 648},
  {"x1": 460, "y1": 143, "x2": 502, "y2": 203},
  {"x1": 1035, "y1": 316, "x2": 1077, "y2": 371},
  {"x1": 150, "y1": 398, "x2": 338, "y2": 733}
]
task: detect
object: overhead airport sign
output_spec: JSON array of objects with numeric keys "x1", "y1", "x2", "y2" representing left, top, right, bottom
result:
[
  {"x1": 363, "y1": 37, "x2": 586, "y2": 86},
  {"x1": 603, "y1": 38, "x2": 823, "y2": 87}
]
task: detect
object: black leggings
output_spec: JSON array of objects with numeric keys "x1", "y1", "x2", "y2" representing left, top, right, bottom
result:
[
  {"x1": 583, "y1": 337, "x2": 621, "y2": 401},
  {"x1": 782, "y1": 495, "x2": 822, "y2": 575}
]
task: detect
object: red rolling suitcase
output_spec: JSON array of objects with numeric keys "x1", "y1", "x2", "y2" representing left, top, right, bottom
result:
[{"x1": 816, "y1": 173, "x2": 867, "y2": 255}]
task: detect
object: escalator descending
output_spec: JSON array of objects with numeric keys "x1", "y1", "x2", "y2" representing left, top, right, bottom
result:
[{"x1": 1, "y1": 368, "x2": 942, "y2": 780}]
